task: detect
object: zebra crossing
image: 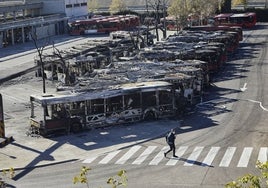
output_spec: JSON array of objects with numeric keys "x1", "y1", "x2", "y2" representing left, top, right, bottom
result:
[{"x1": 82, "y1": 145, "x2": 268, "y2": 168}]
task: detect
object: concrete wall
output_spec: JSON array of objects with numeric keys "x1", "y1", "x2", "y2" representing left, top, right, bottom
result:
[
  {"x1": 40, "y1": 0, "x2": 65, "y2": 15},
  {"x1": 36, "y1": 24, "x2": 55, "y2": 40},
  {"x1": 65, "y1": 0, "x2": 88, "y2": 18},
  {"x1": 40, "y1": 0, "x2": 88, "y2": 18}
]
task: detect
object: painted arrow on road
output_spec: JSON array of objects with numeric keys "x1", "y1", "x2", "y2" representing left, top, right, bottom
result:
[{"x1": 240, "y1": 83, "x2": 247, "y2": 92}]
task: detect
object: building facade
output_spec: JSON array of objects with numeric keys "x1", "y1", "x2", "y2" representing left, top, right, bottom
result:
[{"x1": 0, "y1": 0, "x2": 88, "y2": 48}]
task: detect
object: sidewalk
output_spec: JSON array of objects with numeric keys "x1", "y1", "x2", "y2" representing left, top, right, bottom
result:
[{"x1": 0, "y1": 34, "x2": 83, "y2": 59}]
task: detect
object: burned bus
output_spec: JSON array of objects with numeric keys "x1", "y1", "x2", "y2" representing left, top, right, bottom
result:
[{"x1": 29, "y1": 81, "x2": 177, "y2": 136}]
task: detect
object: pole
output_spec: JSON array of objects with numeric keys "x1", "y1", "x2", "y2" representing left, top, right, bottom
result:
[
  {"x1": 41, "y1": 58, "x2": 46, "y2": 93},
  {"x1": 163, "y1": 1, "x2": 167, "y2": 39},
  {"x1": 146, "y1": 0, "x2": 149, "y2": 45},
  {"x1": 0, "y1": 94, "x2": 5, "y2": 138},
  {"x1": 0, "y1": 93, "x2": 14, "y2": 147}
]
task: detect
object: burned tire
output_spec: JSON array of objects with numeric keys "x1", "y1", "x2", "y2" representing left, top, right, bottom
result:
[
  {"x1": 71, "y1": 122, "x2": 82, "y2": 133},
  {"x1": 143, "y1": 111, "x2": 156, "y2": 121}
]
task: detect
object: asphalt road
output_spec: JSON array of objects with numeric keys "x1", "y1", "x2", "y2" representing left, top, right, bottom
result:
[{"x1": 1, "y1": 24, "x2": 268, "y2": 187}]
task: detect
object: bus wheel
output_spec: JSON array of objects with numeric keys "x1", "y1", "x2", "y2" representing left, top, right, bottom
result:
[
  {"x1": 71, "y1": 122, "x2": 82, "y2": 133},
  {"x1": 143, "y1": 111, "x2": 156, "y2": 121}
]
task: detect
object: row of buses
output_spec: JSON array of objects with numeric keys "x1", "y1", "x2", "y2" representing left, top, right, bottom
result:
[
  {"x1": 29, "y1": 12, "x2": 248, "y2": 136},
  {"x1": 165, "y1": 12, "x2": 256, "y2": 31},
  {"x1": 29, "y1": 26, "x2": 243, "y2": 136},
  {"x1": 68, "y1": 12, "x2": 256, "y2": 35}
]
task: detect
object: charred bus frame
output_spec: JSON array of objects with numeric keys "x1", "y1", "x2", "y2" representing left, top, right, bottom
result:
[{"x1": 29, "y1": 81, "x2": 176, "y2": 136}]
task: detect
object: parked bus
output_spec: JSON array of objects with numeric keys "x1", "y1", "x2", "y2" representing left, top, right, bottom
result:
[
  {"x1": 68, "y1": 14, "x2": 140, "y2": 35},
  {"x1": 29, "y1": 81, "x2": 176, "y2": 136},
  {"x1": 214, "y1": 12, "x2": 256, "y2": 28}
]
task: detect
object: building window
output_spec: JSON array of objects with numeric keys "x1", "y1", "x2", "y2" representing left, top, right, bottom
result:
[
  {"x1": 81, "y1": 2, "x2": 87, "y2": 6},
  {"x1": 66, "y1": 4, "x2": 72, "y2": 8},
  {"x1": 74, "y1": 3, "x2": 80, "y2": 7}
]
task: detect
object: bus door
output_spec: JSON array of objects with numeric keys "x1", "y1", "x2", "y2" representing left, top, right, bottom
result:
[
  {"x1": 121, "y1": 93, "x2": 142, "y2": 123},
  {"x1": 86, "y1": 99, "x2": 105, "y2": 127}
]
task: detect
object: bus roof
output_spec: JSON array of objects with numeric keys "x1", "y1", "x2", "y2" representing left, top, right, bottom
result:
[
  {"x1": 30, "y1": 81, "x2": 172, "y2": 105},
  {"x1": 230, "y1": 12, "x2": 256, "y2": 18},
  {"x1": 214, "y1": 13, "x2": 233, "y2": 19}
]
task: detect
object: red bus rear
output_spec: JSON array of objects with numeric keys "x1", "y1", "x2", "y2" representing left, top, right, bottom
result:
[{"x1": 214, "y1": 12, "x2": 256, "y2": 28}]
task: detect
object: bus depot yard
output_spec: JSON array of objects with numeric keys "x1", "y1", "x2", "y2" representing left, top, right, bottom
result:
[{"x1": 28, "y1": 21, "x2": 245, "y2": 137}]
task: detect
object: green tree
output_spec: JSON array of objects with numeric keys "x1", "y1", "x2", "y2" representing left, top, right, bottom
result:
[
  {"x1": 168, "y1": 0, "x2": 189, "y2": 28},
  {"x1": 167, "y1": 0, "x2": 220, "y2": 28},
  {"x1": 109, "y1": 0, "x2": 127, "y2": 14},
  {"x1": 232, "y1": 0, "x2": 247, "y2": 9},
  {"x1": 225, "y1": 161, "x2": 268, "y2": 188},
  {"x1": 73, "y1": 166, "x2": 128, "y2": 188},
  {"x1": 0, "y1": 167, "x2": 15, "y2": 188},
  {"x1": 88, "y1": 0, "x2": 99, "y2": 13},
  {"x1": 146, "y1": 0, "x2": 170, "y2": 40}
]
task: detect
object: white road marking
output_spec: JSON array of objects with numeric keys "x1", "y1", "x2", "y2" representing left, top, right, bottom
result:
[
  {"x1": 237, "y1": 147, "x2": 253, "y2": 167},
  {"x1": 149, "y1": 146, "x2": 169, "y2": 165},
  {"x1": 184, "y1": 146, "x2": 204, "y2": 166},
  {"x1": 82, "y1": 146, "x2": 265, "y2": 168},
  {"x1": 132, "y1": 146, "x2": 157, "y2": 165},
  {"x1": 246, "y1": 99, "x2": 268, "y2": 111},
  {"x1": 99, "y1": 150, "x2": 121, "y2": 164},
  {"x1": 240, "y1": 83, "x2": 247, "y2": 92},
  {"x1": 115, "y1": 145, "x2": 141, "y2": 164},
  {"x1": 219, "y1": 147, "x2": 236, "y2": 167},
  {"x1": 258, "y1": 147, "x2": 268, "y2": 163},
  {"x1": 166, "y1": 146, "x2": 188, "y2": 166},
  {"x1": 202, "y1": 147, "x2": 220, "y2": 166},
  {"x1": 82, "y1": 156, "x2": 98, "y2": 164}
]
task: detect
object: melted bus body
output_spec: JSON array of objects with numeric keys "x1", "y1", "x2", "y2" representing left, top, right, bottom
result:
[{"x1": 29, "y1": 81, "x2": 176, "y2": 136}]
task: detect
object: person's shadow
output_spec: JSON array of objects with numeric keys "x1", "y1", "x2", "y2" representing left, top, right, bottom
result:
[{"x1": 165, "y1": 156, "x2": 214, "y2": 167}]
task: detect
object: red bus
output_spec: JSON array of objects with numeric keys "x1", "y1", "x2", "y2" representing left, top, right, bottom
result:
[
  {"x1": 68, "y1": 15, "x2": 140, "y2": 35},
  {"x1": 214, "y1": 12, "x2": 256, "y2": 28}
]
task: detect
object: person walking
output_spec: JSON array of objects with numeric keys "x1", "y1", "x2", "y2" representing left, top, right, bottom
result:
[{"x1": 164, "y1": 129, "x2": 178, "y2": 158}]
